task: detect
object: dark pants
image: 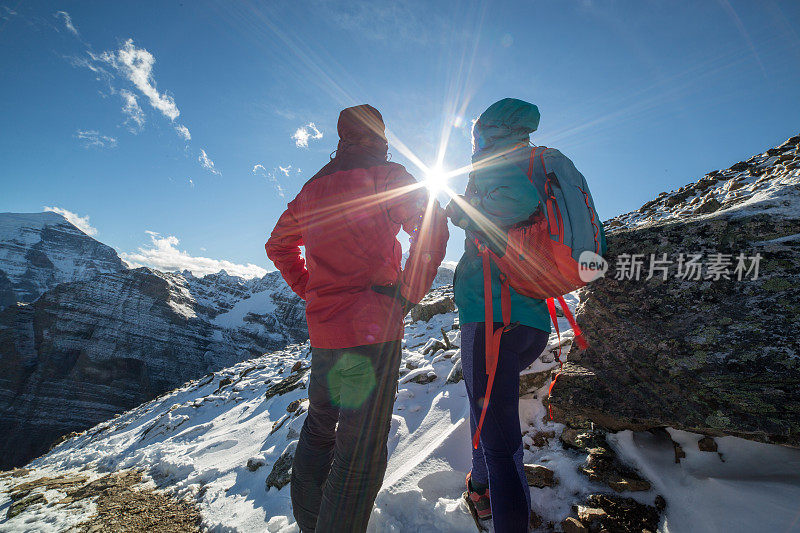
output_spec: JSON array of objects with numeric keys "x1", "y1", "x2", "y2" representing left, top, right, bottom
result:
[
  {"x1": 462, "y1": 322, "x2": 549, "y2": 533},
  {"x1": 291, "y1": 340, "x2": 402, "y2": 533}
]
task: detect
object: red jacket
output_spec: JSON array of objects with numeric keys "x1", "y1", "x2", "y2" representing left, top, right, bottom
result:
[{"x1": 266, "y1": 159, "x2": 448, "y2": 349}]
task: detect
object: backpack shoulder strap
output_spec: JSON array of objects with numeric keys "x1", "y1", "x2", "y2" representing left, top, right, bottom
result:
[
  {"x1": 527, "y1": 145, "x2": 549, "y2": 183},
  {"x1": 532, "y1": 145, "x2": 563, "y2": 242}
]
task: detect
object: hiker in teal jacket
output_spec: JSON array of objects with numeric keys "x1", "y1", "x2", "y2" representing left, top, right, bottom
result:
[{"x1": 446, "y1": 98, "x2": 552, "y2": 532}]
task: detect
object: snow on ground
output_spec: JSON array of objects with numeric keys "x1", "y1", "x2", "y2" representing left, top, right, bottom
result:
[
  {"x1": 609, "y1": 429, "x2": 800, "y2": 532},
  {"x1": 2, "y1": 294, "x2": 800, "y2": 532},
  {"x1": 0, "y1": 307, "x2": 565, "y2": 533},
  {"x1": 0, "y1": 469, "x2": 102, "y2": 533}
]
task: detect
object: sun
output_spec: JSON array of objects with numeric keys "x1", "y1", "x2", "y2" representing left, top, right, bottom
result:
[{"x1": 424, "y1": 164, "x2": 449, "y2": 194}]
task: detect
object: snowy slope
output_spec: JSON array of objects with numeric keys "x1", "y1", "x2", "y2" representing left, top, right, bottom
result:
[
  {"x1": 3, "y1": 295, "x2": 799, "y2": 532},
  {"x1": 609, "y1": 429, "x2": 800, "y2": 533},
  {"x1": 606, "y1": 133, "x2": 800, "y2": 231}
]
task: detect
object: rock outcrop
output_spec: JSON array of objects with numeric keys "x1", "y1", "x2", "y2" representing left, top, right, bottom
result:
[
  {"x1": 410, "y1": 285, "x2": 455, "y2": 323},
  {"x1": 549, "y1": 134, "x2": 800, "y2": 446}
]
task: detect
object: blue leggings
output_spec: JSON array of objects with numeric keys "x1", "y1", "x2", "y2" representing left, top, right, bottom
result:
[{"x1": 461, "y1": 322, "x2": 549, "y2": 533}]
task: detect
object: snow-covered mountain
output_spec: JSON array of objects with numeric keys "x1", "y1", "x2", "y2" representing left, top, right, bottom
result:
[
  {"x1": 0, "y1": 211, "x2": 457, "y2": 471},
  {"x1": 2, "y1": 294, "x2": 799, "y2": 532},
  {"x1": 0, "y1": 212, "x2": 307, "y2": 469},
  {"x1": 0, "y1": 212, "x2": 126, "y2": 308},
  {"x1": 605, "y1": 133, "x2": 800, "y2": 231}
]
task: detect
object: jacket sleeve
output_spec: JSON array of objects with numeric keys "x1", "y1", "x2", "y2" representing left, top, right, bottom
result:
[
  {"x1": 384, "y1": 167, "x2": 449, "y2": 305},
  {"x1": 265, "y1": 200, "x2": 309, "y2": 300}
]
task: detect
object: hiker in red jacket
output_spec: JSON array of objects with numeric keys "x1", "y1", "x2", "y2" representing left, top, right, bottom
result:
[{"x1": 266, "y1": 104, "x2": 448, "y2": 533}]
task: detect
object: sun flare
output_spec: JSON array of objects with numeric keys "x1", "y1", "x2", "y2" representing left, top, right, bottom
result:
[{"x1": 424, "y1": 164, "x2": 449, "y2": 194}]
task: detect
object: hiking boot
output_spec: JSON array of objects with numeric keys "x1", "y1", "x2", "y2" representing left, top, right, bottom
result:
[{"x1": 466, "y1": 471, "x2": 491, "y2": 520}]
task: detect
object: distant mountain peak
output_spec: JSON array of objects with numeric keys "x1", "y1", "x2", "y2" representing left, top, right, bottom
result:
[{"x1": 0, "y1": 211, "x2": 126, "y2": 307}]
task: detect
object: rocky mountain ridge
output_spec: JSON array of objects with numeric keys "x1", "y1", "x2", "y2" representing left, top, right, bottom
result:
[
  {"x1": 605, "y1": 133, "x2": 799, "y2": 230},
  {"x1": 0, "y1": 213, "x2": 308, "y2": 469},
  {"x1": 549, "y1": 133, "x2": 800, "y2": 447}
]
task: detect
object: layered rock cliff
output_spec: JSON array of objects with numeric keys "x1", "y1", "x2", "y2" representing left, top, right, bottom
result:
[
  {"x1": 548, "y1": 134, "x2": 800, "y2": 446},
  {"x1": 0, "y1": 213, "x2": 307, "y2": 469}
]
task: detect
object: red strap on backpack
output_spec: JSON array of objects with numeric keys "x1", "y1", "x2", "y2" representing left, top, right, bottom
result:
[
  {"x1": 524, "y1": 146, "x2": 564, "y2": 243},
  {"x1": 545, "y1": 296, "x2": 588, "y2": 420},
  {"x1": 472, "y1": 245, "x2": 512, "y2": 449},
  {"x1": 546, "y1": 297, "x2": 562, "y2": 421},
  {"x1": 556, "y1": 295, "x2": 588, "y2": 350}
]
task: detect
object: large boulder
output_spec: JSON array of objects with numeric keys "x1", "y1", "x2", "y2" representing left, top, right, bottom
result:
[
  {"x1": 410, "y1": 286, "x2": 455, "y2": 323},
  {"x1": 548, "y1": 134, "x2": 800, "y2": 446}
]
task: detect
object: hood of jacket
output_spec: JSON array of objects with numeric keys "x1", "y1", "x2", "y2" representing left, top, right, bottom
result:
[
  {"x1": 336, "y1": 104, "x2": 388, "y2": 161},
  {"x1": 472, "y1": 98, "x2": 540, "y2": 159}
]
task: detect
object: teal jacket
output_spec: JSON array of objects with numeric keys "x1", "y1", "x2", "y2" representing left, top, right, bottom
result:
[{"x1": 449, "y1": 98, "x2": 551, "y2": 333}]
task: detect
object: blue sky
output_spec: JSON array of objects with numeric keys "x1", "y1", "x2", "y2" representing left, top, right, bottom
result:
[{"x1": 1, "y1": 0, "x2": 799, "y2": 276}]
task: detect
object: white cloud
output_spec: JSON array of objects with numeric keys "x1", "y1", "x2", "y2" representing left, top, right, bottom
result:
[
  {"x1": 198, "y1": 149, "x2": 220, "y2": 175},
  {"x1": 70, "y1": 55, "x2": 113, "y2": 85},
  {"x1": 275, "y1": 108, "x2": 296, "y2": 120},
  {"x1": 2, "y1": 6, "x2": 17, "y2": 20},
  {"x1": 94, "y1": 39, "x2": 180, "y2": 121},
  {"x1": 267, "y1": 173, "x2": 286, "y2": 198},
  {"x1": 54, "y1": 11, "x2": 79, "y2": 36},
  {"x1": 175, "y1": 124, "x2": 191, "y2": 141},
  {"x1": 119, "y1": 89, "x2": 145, "y2": 132},
  {"x1": 75, "y1": 129, "x2": 117, "y2": 148},
  {"x1": 292, "y1": 122, "x2": 323, "y2": 148},
  {"x1": 252, "y1": 164, "x2": 285, "y2": 198},
  {"x1": 120, "y1": 232, "x2": 267, "y2": 279},
  {"x1": 68, "y1": 35, "x2": 212, "y2": 161},
  {"x1": 43, "y1": 206, "x2": 98, "y2": 236}
]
